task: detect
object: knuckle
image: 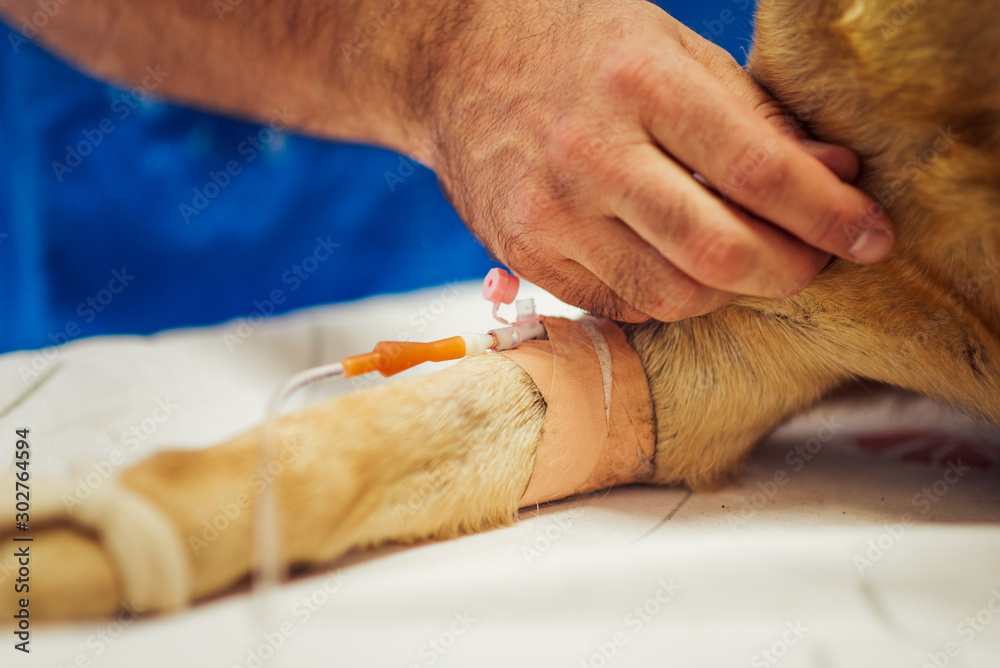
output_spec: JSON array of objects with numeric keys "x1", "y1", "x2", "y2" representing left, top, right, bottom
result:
[
  {"x1": 649, "y1": 282, "x2": 707, "y2": 322},
  {"x1": 722, "y1": 139, "x2": 787, "y2": 201},
  {"x1": 505, "y1": 183, "x2": 546, "y2": 224},
  {"x1": 714, "y1": 55, "x2": 761, "y2": 100},
  {"x1": 779, "y1": 272, "x2": 813, "y2": 298},
  {"x1": 598, "y1": 45, "x2": 658, "y2": 89},
  {"x1": 605, "y1": 158, "x2": 645, "y2": 212},
  {"x1": 546, "y1": 117, "x2": 615, "y2": 169},
  {"x1": 784, "y1": 255, "x2": 825, "y2": 297},
  {"x1": 677, "y1": 26, "x2": 731, "y2": 68},
  {"x1": 833, "y1": 202, "x2": 876, "y2": 247},
  {"x1": 805, "y1": 201, "x2": 856, "y2": 253},
  {"x1": 767, "y1": 262, "x2": 815, "y2": 299},
  {"x1": 599, "y1": 44, "x2": 686, "y2": 107},
  {"x1": 648, "y1": 299, "x2": 691, "y2": 323},
  {"x1": 545, "y1": 116, "x2": 594, "y2": 172},
  {"x1": 686, "y1": 231, "x2": 755, "y2": 290},
  {"x1": 612, "y1": 174, "x2": 696, "y2": 246},
  {"x1": 545, "y1": 120, "x2": 620, "y2": 207},
  {"x1": 597, "y1": 136, "x2": 636, "y2": 182}
]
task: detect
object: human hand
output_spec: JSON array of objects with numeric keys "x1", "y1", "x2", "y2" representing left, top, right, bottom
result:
[{"x1": 419, "y1": 0, "x2": 894, "y2": 321}]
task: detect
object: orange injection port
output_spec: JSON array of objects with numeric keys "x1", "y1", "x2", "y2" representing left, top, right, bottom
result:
[{"x1": 341, "y1": 336, "x2": 473, "y2": 378}]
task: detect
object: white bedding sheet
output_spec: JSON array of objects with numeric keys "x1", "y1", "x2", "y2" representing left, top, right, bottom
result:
[{"x1": 1, "y1": 281, "x2": 998, "y2": 667}]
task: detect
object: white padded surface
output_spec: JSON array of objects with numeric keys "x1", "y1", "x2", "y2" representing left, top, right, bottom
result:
[{"x1": 1, "y1": 281, "x2": 998, "y2": 667}]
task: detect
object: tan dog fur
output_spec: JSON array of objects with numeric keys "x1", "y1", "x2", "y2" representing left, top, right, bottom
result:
[{"x1": 4, "y1": 0, "x2": 999, "y2": 620}]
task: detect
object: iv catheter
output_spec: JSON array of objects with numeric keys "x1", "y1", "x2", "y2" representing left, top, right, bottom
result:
[
  {"x1": 268, "y1": 268, "x2": 545, "y2": 411},
  {"x1": 254, "y1": 268, "x2": 547, "y2": 614}
]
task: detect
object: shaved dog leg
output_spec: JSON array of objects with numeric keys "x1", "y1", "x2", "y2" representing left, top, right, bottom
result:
[{"x1": 1, "y1": 354, "x2": 547, "y2": 620}]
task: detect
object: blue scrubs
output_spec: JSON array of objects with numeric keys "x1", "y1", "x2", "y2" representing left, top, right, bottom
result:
[{"x1": 0, "y1": 1, "x2": 753, "y2": 354}]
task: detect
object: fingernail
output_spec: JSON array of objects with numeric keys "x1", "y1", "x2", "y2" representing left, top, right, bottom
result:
[{"x1": 848, "y1": 228, "x2": 895, "y2": 263}]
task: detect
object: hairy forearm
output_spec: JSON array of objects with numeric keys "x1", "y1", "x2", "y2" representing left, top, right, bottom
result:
[{"x1": 0, "y1": 0, "x2": 464, "y2": 160}]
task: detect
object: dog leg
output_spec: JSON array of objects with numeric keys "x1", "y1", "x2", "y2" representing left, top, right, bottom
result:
[
  {"x1": 1, "y1": 353, "x2": 546, "y2": 620},
  {"x1": 625, "y1": 306, "x2": 848, "y2": 491},
  {"x1": 625, "y1": 254, "x2": 1000, "y2": 491}
]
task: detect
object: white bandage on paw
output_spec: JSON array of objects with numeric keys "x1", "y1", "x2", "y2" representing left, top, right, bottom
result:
[
  {"x1": 74, "y1": 479, "x2": 192, "y2": 612},
  {"x1": 3, "y1": 475, "x2": 191, "y2": 613},
  {"x1": 501, "y1": 316, "x2": 656, "y2": 507}
]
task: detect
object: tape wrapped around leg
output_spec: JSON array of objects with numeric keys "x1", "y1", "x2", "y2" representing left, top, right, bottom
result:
[{"x1": 500, "y1": 316, "x2": 656, "y2": 508}]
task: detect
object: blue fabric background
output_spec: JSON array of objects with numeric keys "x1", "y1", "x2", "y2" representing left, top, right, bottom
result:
[{"x1": 0, "y1": 1, "x2": 754, "y2": 353}]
